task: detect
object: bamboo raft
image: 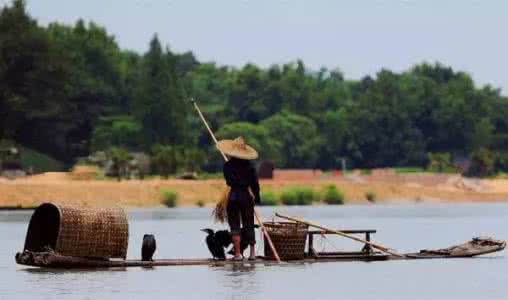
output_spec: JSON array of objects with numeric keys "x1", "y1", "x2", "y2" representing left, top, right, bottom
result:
[
  {"x1": 16, "y1": 238, "x2": 506, "y2": 269},
  {"x1": 15, "y1": 237, "x2": 506, "y2": 268},
  {"x1": 14, "y1": 203, "x2": 506, "y2": 269}
]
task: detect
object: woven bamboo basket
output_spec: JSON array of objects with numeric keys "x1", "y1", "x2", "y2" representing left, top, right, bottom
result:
[
  {"x1": 23, "y1": 203, "x2": 129, "y2": 259},
  {"x1": 263, "y1": 221, "x2": 308, "y2": 260}
]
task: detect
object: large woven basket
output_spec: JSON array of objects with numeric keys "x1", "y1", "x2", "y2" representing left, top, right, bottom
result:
[
  {"x1": 263, "y1": 221, "x2": 308, "y2": 260},
  {"x1": 23, "y1": 203, "x2": 129, "y2": 259}
]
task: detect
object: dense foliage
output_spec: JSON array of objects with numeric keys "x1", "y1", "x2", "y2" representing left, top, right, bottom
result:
[{"x1": 1, "y1": 1, "x2": 508, "y2": 175}]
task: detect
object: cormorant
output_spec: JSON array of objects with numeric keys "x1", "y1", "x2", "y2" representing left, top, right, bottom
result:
[
  {"x1": 142, "y1": 234, "x2": 156, "y2": 261},
  {"x1": 201, "y1": 228, "x2": 231, "y2": 260},
  {"x1": 214, "y1": 230, "x2": 232, "y2": 248}
]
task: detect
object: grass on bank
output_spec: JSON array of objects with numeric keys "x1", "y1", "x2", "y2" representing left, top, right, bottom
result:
[
  {"x1": 161, "y1": 190, "x2": 178, "y2": 207},
  {"x1": 280, "y1": 187, "x2": 319, "y2": 205},
  {"x1": 259, "y1": 191, "x2": 279, "y2": 206},
  {"x1": 322, "y1": 184, "x2": 344, "y2": 205},
  {"x1": 393, "y1": 167, "x2": 426, "y2": 174},
  {"x1": 261, "y1": 185, "x2": 347, "y2": 206},
  {"x1": 196, "y1": 172, "x2": 223, "y2": 180}
]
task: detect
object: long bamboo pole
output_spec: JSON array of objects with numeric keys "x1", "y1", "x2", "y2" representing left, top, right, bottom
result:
[
  {"x1": 191, "y1": 98, "x2": 282, "y2": 263},
  {"x1": 275, "y1": 213, "x2": 405, "y2": 258}
]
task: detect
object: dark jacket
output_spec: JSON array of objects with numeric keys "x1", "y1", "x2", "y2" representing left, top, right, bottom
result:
[{"x1": 223, "y1": 158, "x2": 260, "y2": 204}]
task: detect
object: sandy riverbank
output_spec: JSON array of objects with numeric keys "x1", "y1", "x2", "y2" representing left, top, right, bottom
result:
[{"x1": 1, "y1": 172, "x2": 508, "y2": 208}]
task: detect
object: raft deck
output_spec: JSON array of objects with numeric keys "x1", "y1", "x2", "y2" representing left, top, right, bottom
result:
[{"x1": 15, "y1": 237, "x2": 505, "y2": 269}]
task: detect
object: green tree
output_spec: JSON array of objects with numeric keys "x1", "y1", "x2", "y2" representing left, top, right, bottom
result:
[
  {"x1": 468, "y1": 118, "x2": 494, "y2": 151},
  {"x1": 107, "y1": 147, "x2": 131, "y2": 180},
  {"x1": 2, "y1": 1, "x2": 508, "y2": 174},
  {"x1": 226, "y1": 64, "x2": 269, "y2": 123},
  {"x1": 182, "y1": 148, "x2": 206, "y2": 172},
  {"x1": 427, "y1": 152, "x2": 455, "y2": 173},
  {"x1": 317, "y1": 109, "x2": 348, "y2": 169},
  {"x1": 466, "y1": 148, "x2": 495, "y2": 177},
  {"x1": 279, "y1": 60, "x2": 313, "y2": 115},
  {"x1": 344, "y1": 70, "x2": 426, "y2": 168},
  {"x1": 0, "y1": 0, "x2": 71, "y2": 160},
  {"x1": 494, "y1": 151, "x2": 508, "y2": 173},
  {"x1": 91, "y1": 115, "x2": 142, "y2": 150},
  {"x1": 151, "y1": 144, "x2": 183, "y2": 177},
  {"x1": 46, "y1": 20, "x2": 124, "y2": 159},
  {"x1": 216, "y1": 122, "x2": 280, "y2": 162},
  {"x1": 261, "y1": 111, "x2": 322, "y2": 168},
  {"x1": 133, "y1": 35, "x2": 187, "y2": 147}
]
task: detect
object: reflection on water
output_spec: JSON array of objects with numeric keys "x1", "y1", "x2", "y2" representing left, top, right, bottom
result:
[
  {"x1": 21, "y1": 267, "x2": 129, "y2": 274},
  {"x1": 1, "y1": 203, "x2": 508, "y2": 300}
]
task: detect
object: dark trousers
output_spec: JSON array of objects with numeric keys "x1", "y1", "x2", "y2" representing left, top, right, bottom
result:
[{"x1": 227, "y1": 189, "x2": 255, "y2": 245}]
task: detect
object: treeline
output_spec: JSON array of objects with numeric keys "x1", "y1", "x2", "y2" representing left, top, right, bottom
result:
[{"x1": 1, "y1": 0, "x2": 508, "y2": 176}]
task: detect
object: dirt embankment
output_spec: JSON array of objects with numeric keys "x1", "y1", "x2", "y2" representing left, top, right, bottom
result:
[{"x1": 0, "y1": 171, "x2": 507, "y2": 208}]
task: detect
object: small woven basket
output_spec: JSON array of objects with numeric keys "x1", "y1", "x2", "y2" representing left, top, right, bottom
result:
[{"x1": 263, "y1": 221, "x2": 308, "y2": 260}]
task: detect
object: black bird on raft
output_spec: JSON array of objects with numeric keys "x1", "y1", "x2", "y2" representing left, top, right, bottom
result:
[
  {"x1": 142, "y1": 234, "x2": 156, "y2": 261},
  {"x1": 201, "y1": 228, "x2": 232, "y2": 260},
  {"x1": 214, "y1": 230, "x2": 232, "y2": 248}
]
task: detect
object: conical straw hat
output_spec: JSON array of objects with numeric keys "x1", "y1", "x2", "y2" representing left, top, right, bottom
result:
[{"x1": 216, "y1": 137, "x2": 258, "y2": 160}]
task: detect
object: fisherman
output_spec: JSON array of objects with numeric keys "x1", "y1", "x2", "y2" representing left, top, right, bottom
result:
[{"x1": 217, "y1": 137, "x2": 260, "y2": 261}]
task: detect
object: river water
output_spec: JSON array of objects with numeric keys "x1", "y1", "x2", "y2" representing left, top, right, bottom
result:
[{"x1": 1, "y1": 203, "x2": 507, "y2": 300}]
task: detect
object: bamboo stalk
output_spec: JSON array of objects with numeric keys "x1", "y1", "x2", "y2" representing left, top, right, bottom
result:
[
  {"x1": 191, "y1": 98, "x2": 282, "y2": 263},
  {"x1": 191, "y1": 99, "x2": 228, "y2": 161},
  {"x1": 275, "y1": 213, "x2": 405, "y2": 258}
]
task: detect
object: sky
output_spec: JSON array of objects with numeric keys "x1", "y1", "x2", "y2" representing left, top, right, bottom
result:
[{"x1": 12, "y1": 0, "x2": 508, "y2": 93}]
